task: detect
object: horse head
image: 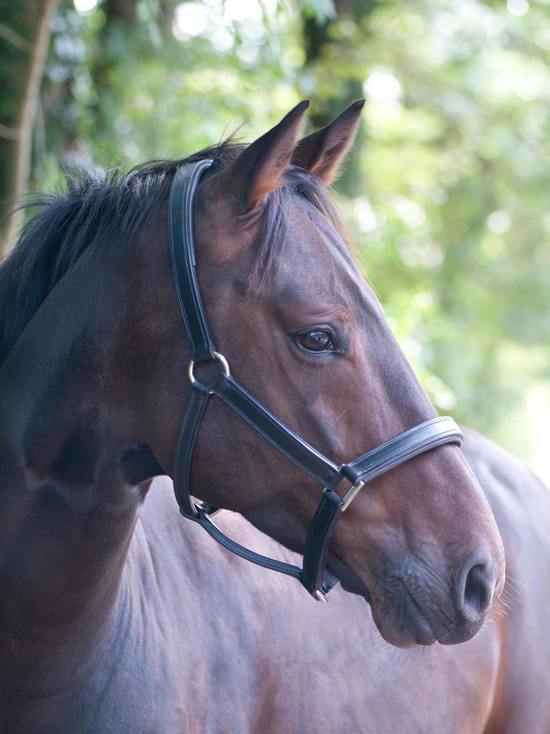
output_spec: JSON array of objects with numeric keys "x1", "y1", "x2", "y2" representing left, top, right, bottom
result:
[{"x1": 86, "y1": 102, "x2": 505, "y2": 648}]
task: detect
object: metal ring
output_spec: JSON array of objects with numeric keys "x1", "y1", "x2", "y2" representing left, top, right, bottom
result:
[{"x1": 188, "y1": 351, "x2": 230, "y2": 386}]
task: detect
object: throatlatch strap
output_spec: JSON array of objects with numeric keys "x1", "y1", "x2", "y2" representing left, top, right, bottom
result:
[{"x1": 194, "y1": 512, "x2": 305, "y2": 582}]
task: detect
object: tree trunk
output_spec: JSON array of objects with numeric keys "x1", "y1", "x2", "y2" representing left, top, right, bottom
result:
[{"x1": 0, "y1": 0, "x2": 61, "y2": 258}]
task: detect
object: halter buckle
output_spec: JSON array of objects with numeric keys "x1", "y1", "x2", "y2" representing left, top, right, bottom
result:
[
  {"x1": 314, "y1": 589, "x2": 328, "y2": 603},
  {"x1": 341, "y1": 479, "x2": 365, "y2": 512},
  {"x1": 188, "y1": 352, "x2": 230, "y2": 393}
]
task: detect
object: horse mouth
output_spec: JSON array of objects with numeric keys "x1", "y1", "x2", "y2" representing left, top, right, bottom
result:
[
  {"x1": 369, "y1": 582, "x2": 438, "y2": 648},
  {"x1": 332, "y1": 565, "x2": 438, "y2": 647}
]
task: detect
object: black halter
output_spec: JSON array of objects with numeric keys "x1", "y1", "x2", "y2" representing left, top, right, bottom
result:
[{"x1": 169, "y1": 160, "x2": 463, "y2": 602}]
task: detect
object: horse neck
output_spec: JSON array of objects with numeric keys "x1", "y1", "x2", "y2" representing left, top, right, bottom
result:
[{"x1": 0, "y1": 245, "x2": 156, "y2": 688}]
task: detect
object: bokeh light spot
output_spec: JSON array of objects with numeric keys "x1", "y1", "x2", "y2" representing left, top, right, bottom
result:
[{"x1": 507, "y1": 0, "x2": 529, "y2": 17}]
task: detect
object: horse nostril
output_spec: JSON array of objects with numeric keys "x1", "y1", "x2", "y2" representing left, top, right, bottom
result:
[
  {"x1": 455, "y1": 560, "x2": 496, "y2": 622},
  {"x1": 464, "y1": 564, "x2": 493, "y2": 615}
]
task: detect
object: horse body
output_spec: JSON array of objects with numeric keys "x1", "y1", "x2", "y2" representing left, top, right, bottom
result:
[
  {"x1": 0, "y1": 425, "x2": 547, "y2": 733},
  {"x1": 0, "y1": 102, "x2": 548, "y2": 732},
  {"x1": 113, "y1": 447, "x2": 550, "y2": 734},
  {"x1": 469, "y1": 432, "x2": 550, "y2": 734}
]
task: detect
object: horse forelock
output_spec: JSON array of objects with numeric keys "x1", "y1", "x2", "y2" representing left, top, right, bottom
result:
[{"x1": 248, "y1": 166, "x2": 352, "y2": 295}]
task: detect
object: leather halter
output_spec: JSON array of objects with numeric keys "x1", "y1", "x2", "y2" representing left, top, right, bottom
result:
[{"x1": 169, "y1": 160, "x2": 463, "y2": 602}]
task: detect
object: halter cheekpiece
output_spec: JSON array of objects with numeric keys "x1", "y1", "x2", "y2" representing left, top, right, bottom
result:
[{"x1": 169, "y1": 160, "x2": 463, "y2": 602}]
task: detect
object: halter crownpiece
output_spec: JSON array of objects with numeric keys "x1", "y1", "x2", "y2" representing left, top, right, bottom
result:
[{"x1": 169, "y1": 160, "x2": 463, "y2": 602}]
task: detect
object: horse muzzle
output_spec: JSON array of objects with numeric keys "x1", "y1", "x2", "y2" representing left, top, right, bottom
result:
[{"x1": 367, "y1": 554, "x2": 503, "y2": 648}]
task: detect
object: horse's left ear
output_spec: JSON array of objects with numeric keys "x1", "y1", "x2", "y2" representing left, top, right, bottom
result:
[{"x1": 291, "y1": 100, "x2": 365, "y2": 185}]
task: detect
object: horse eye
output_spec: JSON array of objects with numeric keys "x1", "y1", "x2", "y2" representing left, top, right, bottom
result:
[{"x1": 296, "y1": 328, "x2": 335, "y2": 354}]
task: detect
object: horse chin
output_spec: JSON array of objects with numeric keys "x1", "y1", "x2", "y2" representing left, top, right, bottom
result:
[
  {"x1": 334, "y1": 571, "x2": 437, "y2": 647},
  {"x1": 369, "y1": 600, "x2": 437, "y2": 648},
  {"x1": 368, "y1": 588, "x2": 485, "y2": 648}
]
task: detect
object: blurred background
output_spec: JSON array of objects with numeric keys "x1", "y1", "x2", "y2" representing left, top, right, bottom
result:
[{"x1": 1, "y1": 0, "x2": 549, "y2": 483}]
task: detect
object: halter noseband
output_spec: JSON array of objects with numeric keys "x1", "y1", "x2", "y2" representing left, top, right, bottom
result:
[{"x1": 169, "y1": 160, "x2": 463, "y2": 602}]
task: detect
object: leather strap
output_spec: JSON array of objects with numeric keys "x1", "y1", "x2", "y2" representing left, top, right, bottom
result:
[
  {"x1": 169, "y1": 159, "x2": 216, "y2": 363},
  {"x1": 301, "y1": 489, "x2": 342, "y2": 596},
  {"x1": 173, "y1": 376, "x2": 339, "y2": 593},
  {"x1": 168, "y1": 160, "x2": 465, "y2": 601},
  {"x1": 213, "y1": 375, "x2": 342, "y2": 489},
  {"x1": 172, "y1": 377, "x2": 327, "y2": 591},
  {"x1": 342, "y1": 416, "x2": 463, "y2": 484},
  {"x1": 194, "y1": 509, "x2": 304, "y2": 583},
  {"x1": 173, "y1": 380, "x2": 211, "y2": 519}
]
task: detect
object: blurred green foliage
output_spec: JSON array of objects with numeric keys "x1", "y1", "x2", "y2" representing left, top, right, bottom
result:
[{"x1": 37, "y1": 0, "x2": 550, "y2": 479}]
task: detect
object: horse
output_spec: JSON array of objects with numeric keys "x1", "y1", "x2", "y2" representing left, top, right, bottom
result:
[{"x1": 0, "y1": 100, "x2": 548, "y2": 734}]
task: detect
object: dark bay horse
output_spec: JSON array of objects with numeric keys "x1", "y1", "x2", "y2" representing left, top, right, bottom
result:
[{"x1": 0, "y1": 101, "x2": 549, "y2": 733}]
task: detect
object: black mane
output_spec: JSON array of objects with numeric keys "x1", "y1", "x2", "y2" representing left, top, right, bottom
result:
[{"x1": 0, "y1": 142, "x2": 342, "y2": 368}]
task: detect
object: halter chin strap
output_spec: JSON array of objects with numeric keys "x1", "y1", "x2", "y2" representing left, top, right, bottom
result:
[{"x1": 169, "y1": 160, "x2": 463, "y2": 602}]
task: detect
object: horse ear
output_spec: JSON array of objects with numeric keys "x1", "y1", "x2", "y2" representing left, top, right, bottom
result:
[
  {"x1": 291, "y1": 100, "x2": 365, "y2": 185},
  {"x1": 222, "y1": 100, "x2": 310, "y2": 212}
]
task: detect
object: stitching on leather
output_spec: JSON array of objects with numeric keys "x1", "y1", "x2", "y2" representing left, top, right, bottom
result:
[
  {"x1": 218, "y1": 378, "x2": 339, "y2": 478},
  {"x1": 183, "y1": 164, "x2": 210, "y2": 350},
  {"x1": 175, "y1": 392, "x2": 208, "y2": 514},
  {"x1": 354, "y1": 431, "x2": 461, "y2": 481},
  {"x1": 349, "y1": 419, "x2": 461, "y2": 472},
  {"x1": 303, "y1": 497, "x2": 339, "y2": 586},
  {"x1": 200, "y1": 517, "x2": 302, "y2": 578},
  {"x1": 350, "y1": 417, "x2": 458, "y2": 466},
  {"x1": 218, "y1": 392, "x2": 325, "y2": 485},
  {"x1": 216, "y1": 379, "x2": 340, "y2": 486},
  {"x1": 169, "y1": 180, "x2": 194, "y2": 343},
  {"x1": 171, "y1": 161, "x2": 214, "y2": 358}
]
